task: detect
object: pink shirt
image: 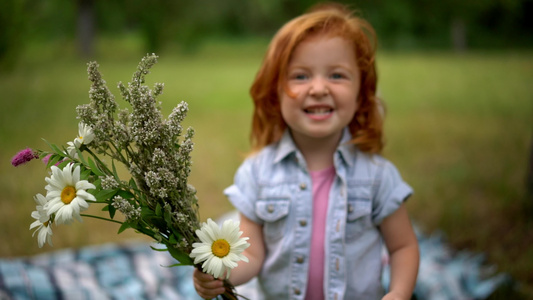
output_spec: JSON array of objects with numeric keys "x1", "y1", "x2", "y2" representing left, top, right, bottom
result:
[{"x1": 305, "y1": 166, "x2": 336, "y2": 300}]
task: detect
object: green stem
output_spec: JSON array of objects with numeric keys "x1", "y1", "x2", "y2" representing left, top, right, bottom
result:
[
  {"x1": 80, "y1": 214, "x2": 123, "y2": 225},
  {"x1": 86, "y1": 200, "x2": 110, "y2": 204},
  {"x1": 85, "y1": 148, "x2": 114, "y2": 175},
  {"x1": 111, "y1": 142, "x2": 132, "y2": 167}
]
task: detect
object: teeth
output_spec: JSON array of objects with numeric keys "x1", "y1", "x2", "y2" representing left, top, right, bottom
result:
[{"x1": 305, "y1": 107, "x2": 332, "y2": 114}]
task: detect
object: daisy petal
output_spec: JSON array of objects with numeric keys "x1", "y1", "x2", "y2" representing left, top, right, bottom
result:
[
  {"x1": 43, "y1": 163, "x2": 94, "y2": 225},
  {"x1": 189, "y1": 218, "x2": 250, "y2": 279}
]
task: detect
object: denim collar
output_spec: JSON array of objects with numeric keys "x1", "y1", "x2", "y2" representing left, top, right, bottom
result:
[{"x1": 272, "y1": 128, "x2": 355, "y2": 168}]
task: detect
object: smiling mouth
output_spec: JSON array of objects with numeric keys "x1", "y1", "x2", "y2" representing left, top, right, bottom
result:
[{"x1": 304, "y1": 107, "x2": 333, "y2": 115}]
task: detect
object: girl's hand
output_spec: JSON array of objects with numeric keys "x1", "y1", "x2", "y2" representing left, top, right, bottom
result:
[
  {"x1": 193, "y1": 268, "x2": 226, "y2": 299},
  {"x1": 382, "y1": 291, "x2": 410, "y2": 300}
]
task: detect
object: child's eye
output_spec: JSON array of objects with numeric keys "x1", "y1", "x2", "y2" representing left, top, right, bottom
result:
[
  {"x1": 330, "y1": 73, "x2": 345, "y2": 79},
  {"x1": 292, "y1": 73, "x2": 308, "y2": 80}
]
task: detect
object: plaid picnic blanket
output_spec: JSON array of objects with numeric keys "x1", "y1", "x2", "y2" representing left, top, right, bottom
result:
[
  {"x1": 382, "y1": 227, "x2": 511, "y2": 300},
  {"x1": 0, "y1": 242, "x2": 201, "y2": 300},
  {"x1": 0, "y1": 226, "x2": 510, "y2": 300}
]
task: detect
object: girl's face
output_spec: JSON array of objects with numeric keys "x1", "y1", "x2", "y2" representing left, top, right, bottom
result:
[{"x1": 280, "y1": 35, "x2": 361, "y2": 145}]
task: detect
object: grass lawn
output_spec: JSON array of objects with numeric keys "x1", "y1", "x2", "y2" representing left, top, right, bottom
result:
[{"x1": 1, "y1": 37, "x2": 532, "y2": 298}]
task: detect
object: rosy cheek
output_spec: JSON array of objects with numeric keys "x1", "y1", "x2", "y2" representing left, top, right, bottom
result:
[
  {"x1": 289, "y1": 85, "x2": 309, "y2": 99},
  {"x1": 281, "y1": 89, "x2": 300, "y2": 101}
]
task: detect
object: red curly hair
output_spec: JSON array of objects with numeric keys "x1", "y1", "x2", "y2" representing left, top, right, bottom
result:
[{"x1": 249, "y1": 3, "x2": 384, "y2": 154}]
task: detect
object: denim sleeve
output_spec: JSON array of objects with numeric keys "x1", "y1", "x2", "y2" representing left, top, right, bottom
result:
[
  {"x1": 223, "y1": 158, "x2": 263, "y2": 225},
  {"x1": 371, "y1": 160, "x2": 413, "y2": 225}
]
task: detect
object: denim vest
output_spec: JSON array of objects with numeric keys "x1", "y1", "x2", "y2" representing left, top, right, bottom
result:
[{"x1": 224, "y1": 129, "x2": 413, "y2": 300}]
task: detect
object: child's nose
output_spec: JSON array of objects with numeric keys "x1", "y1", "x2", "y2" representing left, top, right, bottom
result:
[{"x1": 309, "y1": 77, "x2": 329, "y2": 97}]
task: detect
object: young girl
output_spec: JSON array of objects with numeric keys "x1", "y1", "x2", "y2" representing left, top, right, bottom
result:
[{"x1": 194, "y1": 3, "x2": 419, "y2": 299}]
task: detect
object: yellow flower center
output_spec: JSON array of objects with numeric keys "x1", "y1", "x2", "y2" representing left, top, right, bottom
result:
[
  {"x1": 211, "y1": 239, "x2": 230, "y2": 258},
  {"x1": 60, "y1": 186, "x2": 76, "y2": 204}
]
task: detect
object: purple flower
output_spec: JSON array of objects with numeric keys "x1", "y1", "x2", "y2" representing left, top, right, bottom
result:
[
  {"x1": 42, "y1": 154, "x2": 52, "y2": 165},
  {"x1": 11, "y1": 148, "x2": 38, "y2": 167}
]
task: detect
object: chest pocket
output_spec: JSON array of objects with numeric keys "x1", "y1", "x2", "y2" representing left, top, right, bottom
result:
[
  {"x1": 345, "y1": 186, "x2": 373, "y2": 240},
  {"x1": 256, "y1": 199, "x2": 290, "y2": 241}
]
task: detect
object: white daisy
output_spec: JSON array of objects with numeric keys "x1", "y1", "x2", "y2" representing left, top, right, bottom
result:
[
  {"x1": 44, "y1": 163, "x2": 96, "y2": 224},
  {"x1": 29, "y1": 193, "x2": 53, "y2": 248},
  {"x1": 74, "y1": 122, "x2": 95, "y2": 147},
  {"x1": 65, "y1": 122, "x2": 94, "y2": 158},
  {"x1": 66, "y1": 141, "x2": 78, "y2": 158},
  {"x1": 190, "y1": 218, "x2": 250, "y2": 279}
]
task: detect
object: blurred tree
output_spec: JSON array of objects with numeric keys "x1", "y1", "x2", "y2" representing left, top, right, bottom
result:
[
  {"x1": 2, "y1": 0, "x2": 533, "y2": 66},
  {"x1": 440, "y1": 0, "x2": 525, "y2": 51},
  {"x1": 77, "y1": 0, "x2": 95, "y2": 58},
  {"x1": 132, "y1": 0, "x2": 179, "y2": 53},
  {"x1": 30, "y1": 0, "x2": 77, "y2": 40},
  {"x1": 0, "y1": 0, "x2": 27, "y2": 71},
  {"x1": 526, "y1": 134, "x2": 533, "y2": 202}
]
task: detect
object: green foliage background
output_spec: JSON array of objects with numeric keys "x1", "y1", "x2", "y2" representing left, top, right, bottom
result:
[
  {"x1": 2, "y1": 0, "x2": 533, "y2": 68},
  {"x1": 1, "y1": 0, "x2": 532, "y2": 297}
]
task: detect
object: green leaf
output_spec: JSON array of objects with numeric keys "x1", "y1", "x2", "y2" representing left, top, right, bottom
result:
[
  {"x1": 80, "y1": 168, "x2": 92, "y2": 180},
  {"x1": 163, "y1": 206, "x2": 172, "y2": 224},
  {"x1": 140, "y1": 207, "x2": 158, "y2": 224},
  {"x1": 117, "y1": 222, "x2": 131, "y2": 234},
  {"x1": 92, "y1": 178, "x2": 102, "y2": 189},
  {"x1": 95, "y1": 189, "x2": 117, "y2": 202},
  {"x1": 129, "y1": 177, "x2": 138, "y2": 189},
  {"x1": 76, "y1": 147, "x2": 88, "y2": 165},
  {"x1": 165, "y1": 243, "x2": 194, "y2": 265},
  {"x1": 43, "y1": 139, "x2": 64, "y2": 156},
  {"x1": 87, "y1": 156, "x2": 104, "y2": 176},
  {"x1": 141, "y1": 206, "x2": 155, "y2": 217},
  {"x1": 39, "y1": 152, "x2": 50, "y2": 160},
  {"x1": 155, "y1": 203, "x2": 162, "y2": 217},
  {"x1": 164, "y1": 262, "x2": 190, "y2": 268},
  {"x1": 169, "y1": 224, "x2": 184, "y2": 242},
  {"x1": 117, "y1": 190, "x2": 134, "y2": 199},
  {"x1": 169, "y1": 233, "x2": 178, "y2": 244},
  {"x1": 46, "y1": 154, "x2": 62, "y2": 169},
  {"x1": 111, "y1": 160, "x2": 120, "y2": 180},
  {"x1": 150, "y1": 246, "x2": 168, "y2": 252},
  {"x1": 108, "y1": 204, "x2": 116, "y2": 219},
  {"x1": 100, "y1": 204, "x2": 116, "y2": 219},
  {"x1": 56, "y1": 160, "x2": 70, "y2": 169}
]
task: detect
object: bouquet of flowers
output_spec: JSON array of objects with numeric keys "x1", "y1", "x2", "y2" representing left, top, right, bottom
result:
[{"x1": 11, "y1": 54, "x2": 249, "y2": 300}]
